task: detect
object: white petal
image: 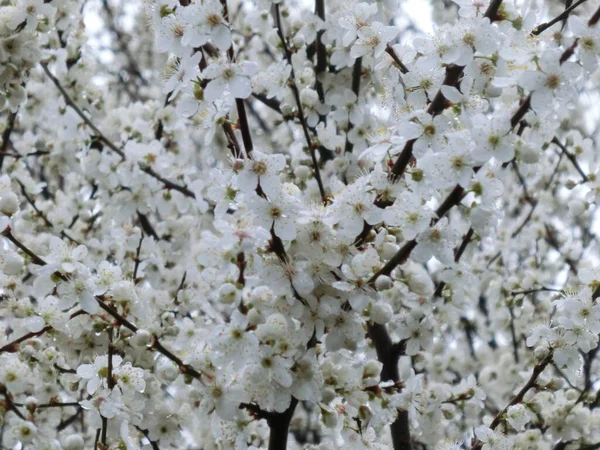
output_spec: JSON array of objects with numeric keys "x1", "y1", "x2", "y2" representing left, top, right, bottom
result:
[
  {"x1": 229, "y1": 75, "x2": 252, "y2": 99},
  {"x1": 274, "y1": 217, "x2": 296, "y2": 241},
  {"x1": 204, "y1": 78, "x2": 227, "y2": 102},
  {"x1": 80, "y1": 292, "x2": 99, "y2": 314},
  {"x1": 212, "y1": 26, "x2": 232, "y2": 51}
]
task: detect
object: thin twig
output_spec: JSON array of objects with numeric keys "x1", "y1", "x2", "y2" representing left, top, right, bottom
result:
[
  {"x1": 532, "y1": 0, "x2": 590, "y2": 35},
  {"x1": 272, "y1": 3, "x2": 327, "y2": 204}
]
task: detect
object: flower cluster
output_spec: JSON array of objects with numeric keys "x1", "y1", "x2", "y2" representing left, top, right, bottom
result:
[{"x1": 2, "y1": 0, "x2": 600, "y2": 449}]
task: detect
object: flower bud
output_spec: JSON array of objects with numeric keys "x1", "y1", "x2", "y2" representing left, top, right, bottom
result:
[
  {"x1": 281, "y1": 103, "x2": 294, "y2": 116},
  {"x1": 533, "y1": 345, "x2": 550, "y2": 360},
  {"x1": 546, "y1": 377, "x2": 564, "y2": 391},
  {"x1": 358, "y1": 405, "x2": 372, "y2": 424},
  {"x1": 218, "y1": 283, "x2": 239, "y2": 304},
  {"x1": 292, "y1": 34, "x2": 305, "y2": 49},
  {"x1": 161, "y1": 311, "x2": 175, "y2": 326},
  {"x1": 374, "y1": 275, "x2": 393, "y2": 291},
  {"x1": 131, "y1": 329, "x2": 153, "y2": 347},
  {"x1": 247, "y1": 308, "x2": 263, "y2": 326},
  {"x1": 382, "y1": 242, "x2": 399, "y2": 260},
  {"x1": 2, "y1": 250, "x2": 23, "y2": 275},
  {"x1": 156, "y1": 357, "x2": 179, "y2": 382},
  {"x1": 256, "y1": 313, "x2": 288, "y2": 341},
  {"x1": 294, "y1": 165, "x2": 311, "y2": 180},
  {"x1": 0, "y1": 192, "x2": 19, "y2": 217},
  {"x1": 520, "y1": 145, "x2": 539, "y2": 164},
  {"x1": 371, "y1": 301, "x2": 393, "y2": 324},
  {"x1": 363, "y1": 360, "x2": 383, "y2": 382},
  {"x1": 568, "y1": 199, "x2": 586, "y2": 217},
  {"x1": 565, "y1": 389, "x2": 579, "y2": 401},
  {"x1": 321, "y1": 387, "x2": 336, "y2": 403},
  {"x1": 320, "y1": 407, "x2": 337, "y2": 428},
  {"x1": 64, "y1": 434, "x2": 85, "y2": 450}
]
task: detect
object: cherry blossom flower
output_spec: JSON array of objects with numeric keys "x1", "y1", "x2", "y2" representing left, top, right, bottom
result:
[
  {"x1": 203, "y1": 60, "x2": 258, "y2": 101},
  {"x1": 350, "y1": 22, "x2": 398, "y2": 58}
]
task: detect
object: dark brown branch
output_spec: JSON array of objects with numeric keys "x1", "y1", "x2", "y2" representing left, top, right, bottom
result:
[
  {"x1": 390, "y1": 64, "x2": 463, "y2": 180},
  {"x1": 508, "y1": 306, "x2": 520, "y2": 363},
  {"x1": 367, "y1": 323, "x2": 410, "y2": 449},
  {"x1": 252, "y1": 93, "x2": 282, "y2": 114},
  {"x1": 385, "y1": 45, "x2": 409, "y2": 74},
  {"x1": 0, "y1": 326, "x2": 52, "y2": 354},
  {"x1": 236, "y1": 98, "x2": 254, "y2": 156},
  {"x1": 484, "y1": 0, "x2": 505, "y2": 20},
  {"x1": 139, "y1": 426, "x2": 161, "y2": 450},
  {"x1": 57, "y1": 409, "x2": 83, "y2": 431},
  {"x1": 590, "y1": 5, "x2": 600, "y2": 25},
  {"x1": 267, "y1": 397, "x2": 299, "y2": 450},
  {"x1": 136, "y1": 212, "x2": 159, "y2": 240}
]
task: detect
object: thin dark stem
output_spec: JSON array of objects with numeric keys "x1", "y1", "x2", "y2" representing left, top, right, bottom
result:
[
  {"x1": 344, "y1": 57, "x2": 362, "y2": 154},
  {"x1": 471, "y1": 352, "x2": 554, "y2": 450},
  {"x1": 551, "y1": 137, "x2": 588, "y2": 182},
  {"x1": 0, "y1": 110, "x2": 18, "y2": 172},
  {"x1": 511, "y1": 287, "x2": 563, "y2": 296},
  {"x1": 137, "y1": 212, "x2": 159, "y2": 240},
  {"x1": 101, "y1": 0, "x2": 148, "y2": 86},
  {"x1": 2, "y1": 228, "x2": 47, "y2": 266},
  {"x1": 532, "y1": 0, "x2": 589, "y2": 35},
  {"x1": 41, "y1": 63, "x2": 124, "y2": 158},
  {"x1": 42, "y1": 62, "x2": 195, "y2": 198},
  {"x1": 0, "y1": 385, "x2": 27, "y2": 421},
  {"x1": 273, "y1": 3, "x2": 326, "y2": 204},
  {"x1": 433, "y1": 228, "x2": 475, "y2": 298},
  {"x1": 314, "y1": 0, "x2": 326, "y2": 102},
  {"x1": 100, "y1": 328, "x2": 114, "y2": 446},
  {"x1": 236, "y1": 98, "x2": 254, "y2": 156},
  {"x1": 141, "y1": 166, "x2": 195, "y2": 198},
  {"x1": 590, "y1": 5, "x2": 600, "y2": 25},
  {"x1": 57, "y1": 408, "x2": 83, "y2": 431},
  {"x1": 2, "y1": 229, "x2": 210, "y2": 382},
  {"x1": 508, "y1": 306, "x2": 520, "y2": 363},
  {"x1": 139, "y1": 427, "x2": 161, "y2": 450},
  {"x1": 385, "y1": 45, "x2": 409, "y2": 74}
]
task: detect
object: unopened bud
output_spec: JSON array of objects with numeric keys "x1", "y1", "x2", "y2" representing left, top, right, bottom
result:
[
  {"x1": 131, "y1": 329, "x2": 153, "y2": 347},
  {"x1": 371, "y1": 302, "x2": 393, "y2": 324},
  {"x1": 64, "y1": 434, "x2": 85, "y2": 450},
  {"x1": 0, "y1": 192, "x2": 19, "y2": 217},
  {"x1": 374, "y1": 275, "x2": 393, "y2": 291}
]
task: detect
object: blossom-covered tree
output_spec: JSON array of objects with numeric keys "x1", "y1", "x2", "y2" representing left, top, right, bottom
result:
[{"x1": 3, "y1": 0, "x2": 600, "y2": 449}]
